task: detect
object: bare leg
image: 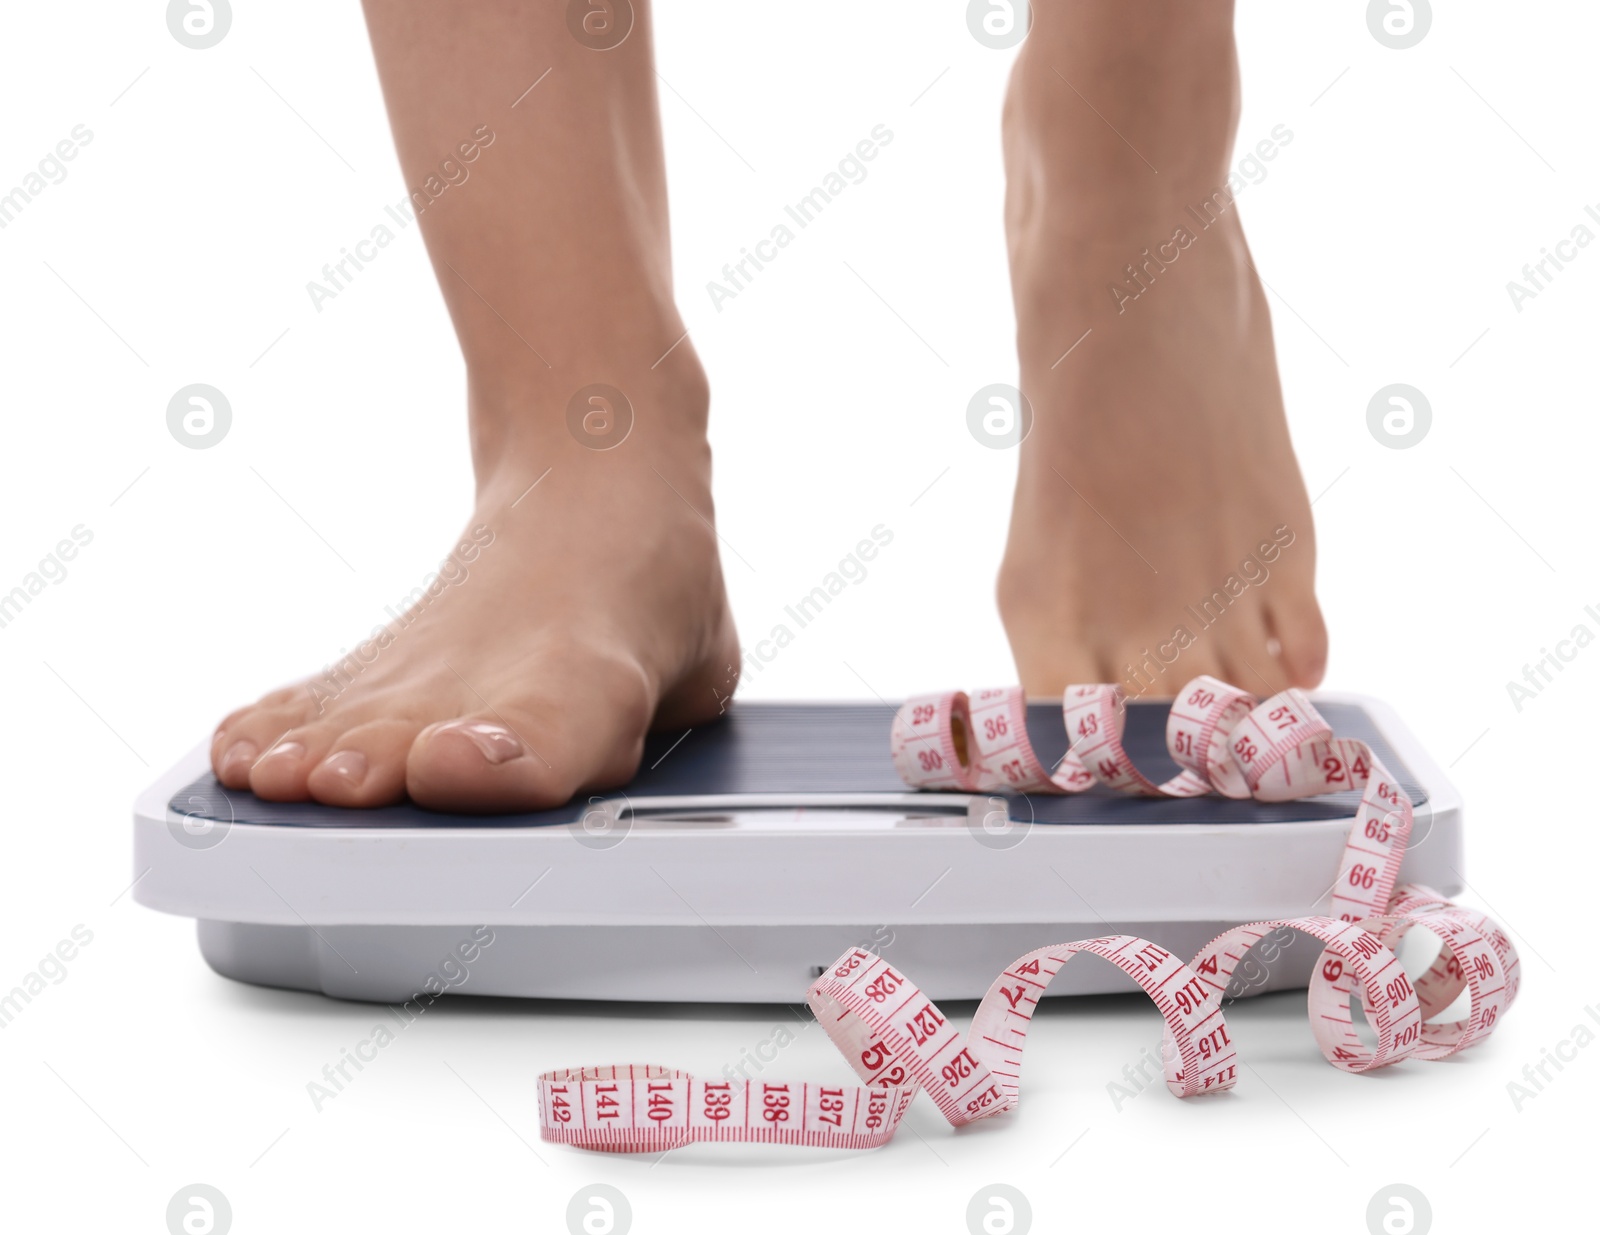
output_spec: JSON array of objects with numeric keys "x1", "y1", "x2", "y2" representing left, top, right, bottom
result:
[
  {"x1": 211, "y1": 0, "x2": 738, "y2": 810},
  {"x1": 998, "y1": 0, "x2": 1328, "y2": 698}
]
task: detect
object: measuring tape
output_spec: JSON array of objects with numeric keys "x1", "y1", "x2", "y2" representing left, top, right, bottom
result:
[{"x1": 538, "y1": 676, "x2": 1517, "y2": 1152}]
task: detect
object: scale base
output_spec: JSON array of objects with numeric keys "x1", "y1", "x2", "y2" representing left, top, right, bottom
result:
[
  {"x1": 197, "y1": 919, "x2": 1325, "y2": 1004},
  {"x1": 136, "y1": 695, "x2": 1460, "y2": 1004}
]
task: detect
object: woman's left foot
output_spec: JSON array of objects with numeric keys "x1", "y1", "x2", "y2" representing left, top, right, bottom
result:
[{"x1": 996, "y1": 7, "x2": 1328, "y2": 699}]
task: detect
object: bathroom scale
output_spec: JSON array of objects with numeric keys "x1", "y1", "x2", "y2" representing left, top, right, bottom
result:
[{"x1": 132, "y1": 693, "x2": 1461, "y2": 1003}]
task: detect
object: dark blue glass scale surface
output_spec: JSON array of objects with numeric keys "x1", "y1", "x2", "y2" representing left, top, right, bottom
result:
[{"x1": 170, "y1": 699, "x2": 1422, "y2": 829}]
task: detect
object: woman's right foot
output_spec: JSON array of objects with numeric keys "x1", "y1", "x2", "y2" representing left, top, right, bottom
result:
[
  {"x1": 211, "y1": 362, "x2": 739, "y2": 812},
  {"x1": 211, "y1": 0, "x2": 741, "y2": 811}
]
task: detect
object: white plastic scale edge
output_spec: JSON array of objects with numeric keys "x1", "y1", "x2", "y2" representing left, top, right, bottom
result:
[{"x1": 131, "y1": 693, "x2": 1462, "y2": 1003}]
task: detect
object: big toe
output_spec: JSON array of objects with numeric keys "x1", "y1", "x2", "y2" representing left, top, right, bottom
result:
[{"x1": 405, "y1": 669, "x2": 653, "y2": 814}]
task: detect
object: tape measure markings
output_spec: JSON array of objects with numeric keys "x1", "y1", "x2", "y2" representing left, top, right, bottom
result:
[{"x1": 539, "y1": 675, "x2": 1515, "y2": 1153}]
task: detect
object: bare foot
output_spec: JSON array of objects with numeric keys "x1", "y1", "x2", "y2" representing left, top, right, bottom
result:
[
  {"x1": 996, "y1": 1, "x2": 1327, "y2": 699},
  {"x1": 211, "y1": 368, "x2": 738, "y2": 812},
  {"x1": 209, "y1": 0, "x2": 738, "y2": 811}
]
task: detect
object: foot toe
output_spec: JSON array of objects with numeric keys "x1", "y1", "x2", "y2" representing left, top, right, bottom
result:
[
  {"x1": 1213, "y1": 608, "x2": 1291, "y2": 699},
  {"x1": 406, "y1": 713, "x2": 579, "y2": 813},
  {"x1": 306, "y1": 718, "x2": 416, "y2": 808},
  {"x1": 248, "y1": 724, "x2": 341, "y2": 801},
  {"x1": 214, "y1": 737, "x2": 258, "y2": 789},
  {"x1": 211, "y1": 702, "x2": 315, "y2": 790},
  {"x1": 406, "y1": 666, "x2": 652, "y2": 813},
  {"x1": 1266, "y1": 594, "x2": 1329, "y2": 690}
]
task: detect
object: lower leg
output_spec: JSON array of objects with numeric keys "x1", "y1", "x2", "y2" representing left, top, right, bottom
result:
[
  {"x1": 360, "y1": 0, "x2": 700, "y2": 467},
  {"x1": 999, "y1": 0, "x2": 1327, "y2": 698},
  {"x1": 210, "y1": 0, "x2": 738, "y2": 810}
]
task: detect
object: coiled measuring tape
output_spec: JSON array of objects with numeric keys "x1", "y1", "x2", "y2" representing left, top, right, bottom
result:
[{"x1": 538, "y1": 676, "x2": 1517, "y2": 1152}]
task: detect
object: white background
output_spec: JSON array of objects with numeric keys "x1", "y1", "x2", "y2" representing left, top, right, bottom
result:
[{"x1": 0, "y1": 0, "x2": 1593, "y2": 1231}]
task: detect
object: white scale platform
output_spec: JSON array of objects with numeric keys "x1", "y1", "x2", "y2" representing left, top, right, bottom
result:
[{"x1": 132, "y1": 695, "x2": 1461, "y2": 1003}]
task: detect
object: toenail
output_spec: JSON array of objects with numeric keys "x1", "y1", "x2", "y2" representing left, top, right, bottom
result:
[
  {"x1": 443, "y1": 721, "x2": 525, "y2": 765},
  {"x1": 319, "y1": 750, "x2": 368, "y2": 784},
  {"x1": 221, "y1": 740, "x2": 257, "y2": 774},
  {"x1": 255, "y1": 741, "x2": 305, "y2": 766}
]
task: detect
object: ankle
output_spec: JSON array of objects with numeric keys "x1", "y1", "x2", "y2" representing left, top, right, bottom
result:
[
  {"x1": 1003, "y1": 46, "x2": 1255, "y2": 343},
  {"x1": 463, "y1": 307, "x2": 711, "y2": 480}
]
